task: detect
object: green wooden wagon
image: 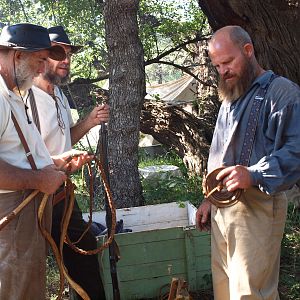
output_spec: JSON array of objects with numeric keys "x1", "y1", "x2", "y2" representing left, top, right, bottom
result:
[{"x1": 86, "y1": 201, "x2": 211, "y2": 299}]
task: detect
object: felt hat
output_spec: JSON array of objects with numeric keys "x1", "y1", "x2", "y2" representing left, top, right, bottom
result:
[
  {"x1": 0, "y1": 23, "x2": 66, "y2": 61},
  {"x1": 48, "y1": 26, "x2": 83, "y2": 54}
]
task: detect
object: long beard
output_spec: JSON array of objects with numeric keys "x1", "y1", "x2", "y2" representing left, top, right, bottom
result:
[
  {"x1": 44, "y1": 67, "x2": 70, "y2": 86},
  {"x1": 218, "y1": 59, "x2": 256, "y2": 103},
  {"x1": 15, "y1": 58, "x2": 34, "y2": 91}
]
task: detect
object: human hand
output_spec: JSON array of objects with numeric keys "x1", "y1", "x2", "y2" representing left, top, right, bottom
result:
[
  {"x1": 196, "y1": 199, "x2": 211, "y2": 231},
  {"x1": 87, "y1": 104, "x2": 109, "y2": 127},
  {"x1": 52, "y1": 150, "x2": 94, "y2": 173},
  {"x1": 216, "y1": 165, "x2": 252, "y2": 192},
  {"x1": 37, "y1": 165, "x2": 67, "y2": 194}
]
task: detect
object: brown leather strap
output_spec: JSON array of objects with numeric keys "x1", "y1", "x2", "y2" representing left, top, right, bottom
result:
[
  {"x1": 53, "y1": 189, "x2": 66, "y2": 206},
  {"x1": 28, "y1": 88, "x2": 41, "y2": 133},
  {"x1": 11, "y1": 112, "x2": 37, "y2": 170}
]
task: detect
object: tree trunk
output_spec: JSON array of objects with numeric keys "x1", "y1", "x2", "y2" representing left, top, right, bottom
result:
[
  {"x1": 104, "y1": 0, "x2": 145, "y2": 208},
  {"x1": 140, "y1": 101, "x2": 214, "y2": 175},
  {"x1": 198, "y1": 0, "x2": 300, "y2": 84}
]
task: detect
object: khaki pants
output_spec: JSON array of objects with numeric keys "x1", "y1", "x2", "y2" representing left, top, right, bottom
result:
[
  {"x1": 211, "y1": 187, "x2": 287, "y2": 300},
  {"x1": 0, "y1": 190, "x2": 52, "y2": 300}
]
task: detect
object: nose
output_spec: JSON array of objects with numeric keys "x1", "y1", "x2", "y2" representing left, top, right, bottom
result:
[
  {"x1": 61, "y1": 52, "x2": 71, "y2": 64},
  {"x1": 219, "y1": 65, "x2": 229, "y2": 77},
  {"x1": 37, "y1": 60, "x2": 46, "y2": 74}
]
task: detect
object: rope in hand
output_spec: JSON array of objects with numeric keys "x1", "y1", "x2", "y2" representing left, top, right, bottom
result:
[
  {"x1": 0, "y1": 154, "x2": 117, "y2": 300},
  {"x1": 45, "y1": 154, "x2": 117, "y2": 300},
  {"x1": 203, "y1": 167, "x2": 242, "y2": 208}
]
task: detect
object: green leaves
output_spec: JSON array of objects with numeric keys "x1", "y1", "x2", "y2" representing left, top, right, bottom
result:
[{"x1": 0, "y1": 0, "x2": 207, "y2": 84}]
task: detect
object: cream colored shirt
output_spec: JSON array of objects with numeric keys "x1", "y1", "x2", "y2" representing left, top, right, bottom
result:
[
  {"x1": 0, "y1": 76, "x2": 53, "y2": 193},
  {"x1": 31, "y1": 85, "x2": 74, "y2": 155}
]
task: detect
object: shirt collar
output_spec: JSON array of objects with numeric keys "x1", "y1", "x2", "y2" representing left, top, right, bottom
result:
[{"x1": 251, "y1": 70, "x2": 274, "y2": 89}]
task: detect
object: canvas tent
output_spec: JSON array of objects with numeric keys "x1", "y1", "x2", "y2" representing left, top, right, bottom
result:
[{"x1": 145, "y1": 74, "x2": 198, "y2": 105}]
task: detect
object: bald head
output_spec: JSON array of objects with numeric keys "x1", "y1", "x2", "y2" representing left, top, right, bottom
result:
[{"x1": 210, "y1": 26, "x2": 252, "y2": 50}]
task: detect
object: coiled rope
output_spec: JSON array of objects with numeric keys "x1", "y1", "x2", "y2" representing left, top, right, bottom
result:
[{"x1": 203, "y1": 167, "x2": 242, "y2": 208}]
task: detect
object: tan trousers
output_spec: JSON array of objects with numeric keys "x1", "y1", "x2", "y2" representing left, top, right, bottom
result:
[
  {"x1": 211, "y1": 187, "x2": 287, "y2": 300},
  {"x1": 0, "y1": 191, "x2": 52, "y2": 300}
]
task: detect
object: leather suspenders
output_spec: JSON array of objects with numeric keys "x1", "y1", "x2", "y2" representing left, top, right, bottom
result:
[
  {"x1": 11, "y1": 112, "x2": 38, "y2": 170},
  {"x1": 239, "y1": 74, "x2": 278, "y2": 166}
]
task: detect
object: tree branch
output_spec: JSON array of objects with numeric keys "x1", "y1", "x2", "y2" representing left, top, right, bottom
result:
[
  {"x1": 145, "y1": 34, "x2": 210, "y2": 66},
  {"x1": 158, "y1": 60, "x2": 217, "y2": 88}
]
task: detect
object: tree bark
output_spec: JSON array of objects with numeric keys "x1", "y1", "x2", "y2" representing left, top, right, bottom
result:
[
  {"x1": 140, "y1": 101, "x2": 214, "y2": 175},
  {"x1": 104, "y1": 0, "x2": 145, "y2": 208},
  {"x1": 198, "y1": 0, "x2": 300, "y2": 84}
]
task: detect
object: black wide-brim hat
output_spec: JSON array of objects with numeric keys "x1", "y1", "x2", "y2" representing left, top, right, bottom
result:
[
  {"x1": 48, "y1": 26, "x2": 83, "y2": 54},
  {"x1": 0, "y1": 23, "x2": 66, "y2": 61}
]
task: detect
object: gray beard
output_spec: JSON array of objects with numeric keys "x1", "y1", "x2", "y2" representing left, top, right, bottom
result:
[
  {"x1": 15, "y1": 59, "x2": 34, "y2": 91},
  {"x1": 218, "y1": 61, "x2": 256, "y2": 103}
]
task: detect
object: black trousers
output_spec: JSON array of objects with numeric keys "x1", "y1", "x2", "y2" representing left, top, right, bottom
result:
[{"x1": 51, "y1": 197, "x2": 106, "y2": 300}]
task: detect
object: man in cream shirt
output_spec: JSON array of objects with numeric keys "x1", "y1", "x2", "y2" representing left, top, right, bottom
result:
[{"x1": 0, "y1": 23, "x2": 68, "y2": 300}]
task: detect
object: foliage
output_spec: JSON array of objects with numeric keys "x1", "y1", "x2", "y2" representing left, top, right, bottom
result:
[
  {"x1": 139, "y1": 149, "x2": 203, "y2": 207},
  {"x1": 0, "y1": 0, "x2": 207, "y2": 84}
]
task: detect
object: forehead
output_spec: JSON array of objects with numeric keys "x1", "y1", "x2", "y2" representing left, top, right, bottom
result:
[
  {"x1": 29, "y1": 49, "x2": 50, "y2": 60},
  {"x1": 208, "y1": 34, "x2": 241, "y2": 63}
]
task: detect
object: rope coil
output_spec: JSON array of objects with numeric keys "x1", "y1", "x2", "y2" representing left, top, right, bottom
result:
[{"x1": 203, "y1": 167, "x2": 242, "y2": 208}]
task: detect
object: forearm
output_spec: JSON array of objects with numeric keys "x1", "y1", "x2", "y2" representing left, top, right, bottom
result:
[
  {"x1": 0, "y1": 160, "x2": 45, "y2": 191},
  {"x1": 70, "y1": 118, "x2": 92, "y2": 146}
]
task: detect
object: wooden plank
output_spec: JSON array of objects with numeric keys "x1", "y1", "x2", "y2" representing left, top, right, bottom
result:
[
  {"x1": 85, "y1": 201, "x2": 190, "y2": 232},
  {"x1": 105, "y1": 272, "x2": 188, "y2": 300},
  {"x1": 113, "y1": 259, "x2": 186, "y2": 281},
  {"x1": 184, "y1": 227, "x2": 197, "y2": 290},
  {"x1": 97, "y1": 227, "x2": 186, "y2": 246},
  {"x1": 195, "y1": 255, "x2": 211, "y2": 271},
  {"x1": 101, "y1": 237, "x2": 186, "y2": 268}
]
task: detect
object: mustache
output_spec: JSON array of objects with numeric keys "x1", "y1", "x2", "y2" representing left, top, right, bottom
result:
[{"x1": 221, "y1": 71, "x2": 235, "y2": 81}]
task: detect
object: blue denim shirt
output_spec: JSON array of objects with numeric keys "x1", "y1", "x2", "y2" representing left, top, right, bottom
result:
[{"x1": 208, "y1": 70, "x2": 300, "y2": 194}]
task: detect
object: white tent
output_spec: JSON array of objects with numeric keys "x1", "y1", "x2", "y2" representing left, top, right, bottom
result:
[{"x1": 145, "y1": 74, "x2": 198, "y2": 105}]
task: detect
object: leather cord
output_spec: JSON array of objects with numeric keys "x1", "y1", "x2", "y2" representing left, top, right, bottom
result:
[{"x1": 203, "y1": 167, "x2": 242, "y2": 208}]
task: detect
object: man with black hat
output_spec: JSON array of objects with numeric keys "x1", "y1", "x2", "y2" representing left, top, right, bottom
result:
[
  {"x1": 0, "y1": 23, "x2": 69, "y2": 300},
  {"x1": 30, "y1": 26, "x2": 108, "y2": 300}
]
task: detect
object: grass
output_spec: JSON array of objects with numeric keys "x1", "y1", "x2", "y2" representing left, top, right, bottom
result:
[
  {"x1": 139, "y1": 149, "x2": 204, "y2": 207},
  {"x1": 279, "y1": 204, "x2": 300, "y2": 299},
  {"x1": 47, "y1": 150, "x2": 300, "y2": 300}
]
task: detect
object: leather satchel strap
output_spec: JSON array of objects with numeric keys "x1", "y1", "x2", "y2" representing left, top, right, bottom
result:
[
  {"x1": 11, "y1": 112, "x2": 37, "y2": 170},
  {"x1": 239, "y1": 74, "x2": 278, "y2": 166}
]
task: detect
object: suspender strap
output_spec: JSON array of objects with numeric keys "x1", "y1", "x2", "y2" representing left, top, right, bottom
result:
[
  {"x1": 28, "y1": 88, "x2": 41, "y2": 133},
  {"x1": 11, "y1": 112, "x2": 38, "y2": 170},
  {"x1": 239, "y1": 74, "x2": 278, "y2": 166}
]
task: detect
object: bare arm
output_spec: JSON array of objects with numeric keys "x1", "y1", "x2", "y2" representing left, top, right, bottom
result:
[
  {"x1": 70, "y1": 104, "x2": 109, "y2": 145},
  {"x1": 0, "y1": 160, "x2": 67, "y2": 194}
]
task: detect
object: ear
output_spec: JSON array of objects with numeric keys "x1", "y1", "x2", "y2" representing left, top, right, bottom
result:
[
  {"x1": 243, "y1": 43, "x2": 253, "y2": 58},
  {"x1": 14, "y1": 50, "x2": 23, "y2": 61}
]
